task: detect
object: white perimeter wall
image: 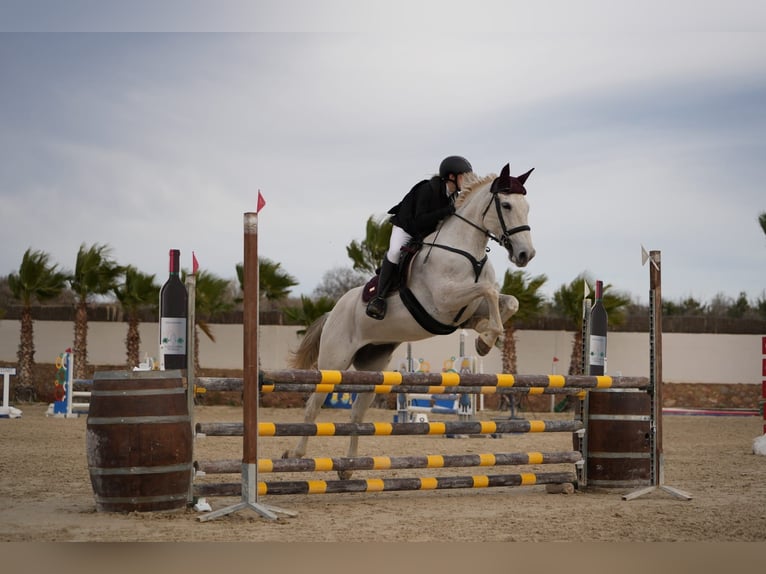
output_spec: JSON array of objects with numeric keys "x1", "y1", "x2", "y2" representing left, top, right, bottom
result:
[{"x1": 0, "y1": 320, "x2": 762, "y2": 385}]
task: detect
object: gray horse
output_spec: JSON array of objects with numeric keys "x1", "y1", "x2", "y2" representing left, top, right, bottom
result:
[{"x1": 285, "y1": 164, "x2": 536, "y2": 477}]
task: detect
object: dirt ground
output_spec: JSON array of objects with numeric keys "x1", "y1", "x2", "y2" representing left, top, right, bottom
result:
[{"x1": 2, "y1": 400, "x2": 765, "y2": 544}]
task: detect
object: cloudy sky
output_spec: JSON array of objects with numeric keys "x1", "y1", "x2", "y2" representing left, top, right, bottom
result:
[{"x1": 1, "y1": 1, "x2": 765, "y2": 306}]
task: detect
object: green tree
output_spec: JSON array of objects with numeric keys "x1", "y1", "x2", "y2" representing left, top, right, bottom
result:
[
  {"x1": 728, "y1": 292, "x2": 751, "y2": 319},
  {"x1": 69, "y1": 243, "x2": 124, "y2": 379},
  {"x1": 758, "y1": 212, "x2": 766, "y2": 236},
  {"x1": 236, "y1": 258, "x2": 298, "y2": 310},
  {"x1": 114, "y1": 266, "x2": 159, "y2": 368},
  {"x1": 552, "y1": 274, "x2": 630, "y2": 375},
  {"x1": 186, "y1": 270, "x2": 236, "y2": 372},
  {"x1": 7, "y1": 249, "x2": 69, "y2": 399},
  {"x1": 498, "y1": 270, "x2": 548, "y2": 411},
  {"x1": 679, "y1": 296, "x2": 706, "y2": 316},
  {"x1": 756, "y1": 291, "x2": 766, "y2": 320},
  {"x1": 661, "y1": 296, "x2": 705, "y2": 316},
  {"x1": 283, "y1": 295, "x2": 335, "y2": 335},
  {"x1": 346, "y1": 215, "x2": 392, "y2": 274}
]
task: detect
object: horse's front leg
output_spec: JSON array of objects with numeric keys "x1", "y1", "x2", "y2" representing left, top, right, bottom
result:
[
  {"x1": 498, "y1": 293, "x2": 520, "y2": 324},
  {"x1": 463, "y1": 293, "x2": 520, "y2": 353},
  {"x1": 282, "y1": 392, "x2": 328, "y2": 459},
  {"x1": 475, "y1": 292, "x2": 520, "y2": 355},
  {"x1": 436, "y1": 282, "x2": 506, "y2": 357},
  {"x1": 473, "y1": 288, "x2": 505, "y2": 356},
  {"x1": 339, "y1": 391, "x2": 376, "y2": 480}
]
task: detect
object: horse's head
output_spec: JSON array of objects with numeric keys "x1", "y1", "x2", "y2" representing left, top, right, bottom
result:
[{"x1": 485, "y1": 163, "x2": 536, "y2": 267}]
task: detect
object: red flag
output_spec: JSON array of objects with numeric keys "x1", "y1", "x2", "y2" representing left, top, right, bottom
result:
[
  {"x1": 192, "y1": 251, "x2": 199, "y2": 275},
  {"x1": 257, "y1": 190, "x2": 266, "y2": 213},
  {"x1": 552, "y1": 356, "x2": 559, "y2": 362}
]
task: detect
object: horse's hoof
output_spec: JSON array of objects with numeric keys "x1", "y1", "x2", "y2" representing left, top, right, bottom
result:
[
  {"x1": 475, "y1": 338, "x2": 491, "y2": 357},
  {"x1": 282, "y1": 450, "x2": 293, "y2": 459},
  {"x1": 338, "y1": 470, "x2": 353, "y2": 480}
]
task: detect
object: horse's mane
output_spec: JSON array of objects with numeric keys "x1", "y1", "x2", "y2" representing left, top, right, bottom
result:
[{"x1": 455, "y1": 172, "x2": 496, "y2": 208}]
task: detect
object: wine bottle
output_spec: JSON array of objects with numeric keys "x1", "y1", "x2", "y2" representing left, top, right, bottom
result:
[
  {"x1": 588, "y1": 280, "x2": 607, "y2": 376},
  {"x1": 159, "y1": 249, "x2": 188, "y2": 370}
]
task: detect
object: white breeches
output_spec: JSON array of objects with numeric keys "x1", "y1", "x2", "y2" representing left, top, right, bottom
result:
[{"x1": 387, "y1": 225, "x2": 412, "y2": 263}]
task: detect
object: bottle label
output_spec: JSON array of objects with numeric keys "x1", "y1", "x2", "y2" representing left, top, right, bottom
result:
[
  {"x1": 589, "y1": 335, "x2": 606, "y2": 366},
  {"x1": 160, "y1": 317, "x2": 187, "y2": 354}
]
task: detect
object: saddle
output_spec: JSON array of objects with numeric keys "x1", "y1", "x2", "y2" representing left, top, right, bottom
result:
[{"x1": 361, "y1": 243, "x2": 461, "y2": 335}]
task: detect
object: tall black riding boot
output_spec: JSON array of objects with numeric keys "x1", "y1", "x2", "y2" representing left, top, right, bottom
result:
[{"x1": 366, "y1": 258, "x2": 397, "y2": 320}]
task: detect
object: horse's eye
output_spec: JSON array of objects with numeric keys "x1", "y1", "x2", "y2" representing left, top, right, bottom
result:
[{"x1": 501, "y1": 202, "x2": 512, "y2": 210}]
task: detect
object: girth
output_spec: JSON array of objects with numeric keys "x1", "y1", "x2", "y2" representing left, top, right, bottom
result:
[{"x1": 396, "y1": 241, "x2": 488, "y2": 335}]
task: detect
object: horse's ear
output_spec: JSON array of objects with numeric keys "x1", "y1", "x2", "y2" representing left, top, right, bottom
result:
[
  {"x1": 491, "y1": 163, "x2": 512, "y2": 194},
  {"x1": 517, "y1": 167, "x2": 534, "y2": 185},
  {"x1": 498, "y1": 164, "x2": 511, "y2": 189}
]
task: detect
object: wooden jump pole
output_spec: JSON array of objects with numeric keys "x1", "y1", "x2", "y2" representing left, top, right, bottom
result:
[
  {"x1": 195, "y1": 373, "x2": 650, "y2": 392},
  {"x1": 259, "y1": 384, "x2": 588, "y2": 395},
  {"x1": 260, "y1": 370, "x2": 649, "y2": 388},
  {"x1": 195, "y1": 450, "x2": 583, "y2": 475},
  {"x1": 198, "y1": 212, "x2": 296, "y2": 522},
  {"x1": 194, "y1": 470, "x2": 577, "y2": 498},
  {"x1": 196, "y1": 418, "x2": 583, "y2": 437}
]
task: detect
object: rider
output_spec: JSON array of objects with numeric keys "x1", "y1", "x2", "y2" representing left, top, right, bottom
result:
[{"x1": 366, "y1": 155, "x2": 474, "y2": 320}]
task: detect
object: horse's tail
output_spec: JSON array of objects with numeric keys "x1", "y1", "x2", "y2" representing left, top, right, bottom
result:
[{"x1": 287, "y1": 313, "x2": 329, "y2": 369}]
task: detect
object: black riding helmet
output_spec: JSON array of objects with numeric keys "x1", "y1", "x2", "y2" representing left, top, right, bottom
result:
[{"x1": 439, "y1": 155, "x2": 473, "y2": 179}]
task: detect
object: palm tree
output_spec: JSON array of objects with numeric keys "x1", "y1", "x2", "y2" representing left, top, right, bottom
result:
[
  {"x1": 346, "y1": 215, "x2": 392, "y2": 274},
  {"x1": 113, "y1": 266, "x2": 159, "y2": 368},
  {"x1": 282, "y1": 295, "x2": 335, "y2": 334},
  {"x1": 188, "y1": 270, "x2": 235, "y2": 372},
  {"x1": 7, "y1": 249, "x2": 69, "y2": 400},
  {"x1": 498, "y1": 269, "x2": 548, "y2": 411},
  {"x1": 552, "y1": 274, "x2": 631, "y2": 375},
  {"x1": 499, "y1": 270, "x2": 548, "y2": 372},
  {"x1": 759, "y1": 212, "x2": 766, "y2": 236},
  {"x1": 236, "y1": 258, "x2": 298, "y2": 310},
  {"x1": 69, "y1": 243, "x2": 124, "y2": 379}
]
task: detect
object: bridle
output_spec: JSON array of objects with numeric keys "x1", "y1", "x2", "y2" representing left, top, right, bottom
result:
[
  {"x1": 421, "y1": 173, "x2": 530, "y2": 276},
  {"x1": 415, "y1": 171, "x2": 531, "y2": 326},
  {"x1": 452, "y1": 177, "x2": 530, "y2": 254}
]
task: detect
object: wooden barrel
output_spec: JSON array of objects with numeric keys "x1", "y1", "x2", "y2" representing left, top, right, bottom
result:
[
  {"x1": 585, "y1": 389, "x2": 652, "y2": 489},
  {"x1": 86, "y1": 370, "x2": 192, "y2": 512}
]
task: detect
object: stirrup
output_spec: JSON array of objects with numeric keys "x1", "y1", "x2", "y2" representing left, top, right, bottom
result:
[{"x1": 366, "y1": 297, "x2": 387, "y2": 320}]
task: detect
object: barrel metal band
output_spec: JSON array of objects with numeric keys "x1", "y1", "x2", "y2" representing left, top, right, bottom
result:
[
  {"x1": 89, "y1": 463, "x2": 192, "y2": 475},
  {"x1": 91, "y1": 388, "x2": 186, "y2": 397},
  {"x1": 96, "y1": 493, "x2": 188, "y2": 504},
  {"x1": 588, "y1": 451, "x2": 650, "y2": 459},
  {"x1": 87, "y1": 415, "x2": 191, "y2": 425},
  {"x1": 587, "y1": 479, "x2": 651, "y2": 487},
  {"x1": 589, "y1": 414, "x2": 651, "y2": 422}
]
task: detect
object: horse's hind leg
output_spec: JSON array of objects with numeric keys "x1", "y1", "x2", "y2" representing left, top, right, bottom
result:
[
  {"x1": 337, "y1": 343, "x2": 399, "y2": 479},
  {"x1": 282, "y1": 391, "x2": 329, "y2": 459},
  {"x1": 338, "y1": 391, "x2": 376, "y2": 480}
]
